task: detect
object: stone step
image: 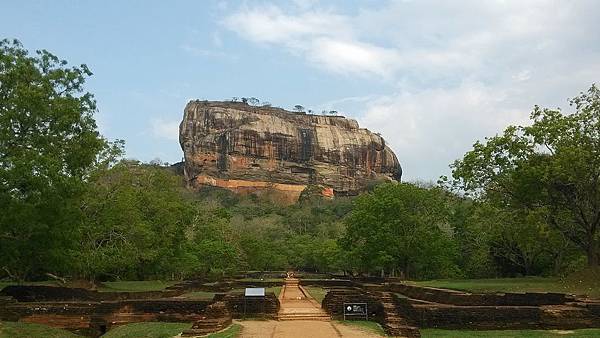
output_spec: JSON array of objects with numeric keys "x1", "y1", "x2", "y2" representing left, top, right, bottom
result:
[
  {"x1": 278, "y1": 313, "x2": 331, "y2": 321},
  {"x1": 278, "y1": 316, "x2": 331, "y2": 321},
  {"x1": 383, "y1": 324, "x2": 421, "y2": 338}
]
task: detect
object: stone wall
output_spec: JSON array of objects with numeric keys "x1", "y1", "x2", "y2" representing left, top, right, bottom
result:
[
  {"x1": 0, "y1": 299, "x2": 212, "y2": 337},
  {"x1": 0, "y1": 285, "x2": 183, "y2": 302},
  {"x1": 388, "y1": 283, "x2": 600, "y2": 330},
  {"x1": 216, "y1": 292, "x2": 280, "y2": 319},
  {"x1": 299, "y1": 279, "x2": 353, "y2": 288},
  {"x1": 387, "y1": 283, "x2": 574, "y2": 306},
  {"x1": 411, "y1": 304, "x2": 599, "y2": 330},
  {"x1": 321, "y1": 287, "x2": 383, "y2": 321}
]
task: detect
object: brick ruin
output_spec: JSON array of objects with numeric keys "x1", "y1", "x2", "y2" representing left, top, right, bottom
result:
[
  {"x1": 0, "y1": 277, "x2": 598, "y2": 337},
  {"x1": 321, "y1": 281, "x2": 600, "y2": 336},
  {"x1": 0, "y1": 282, "x2": 280, "y2": 337}
]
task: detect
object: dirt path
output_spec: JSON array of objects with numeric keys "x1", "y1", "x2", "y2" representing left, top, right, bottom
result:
[
  {"x1": 277, "y1": 278, "x2": 328, "y2": 319},
  {"x1": 236, "y1": 278, "x2": 384, "y2": 337},
  {"x1": 236, "y1": 320, "x2": 385, "y2": 338}
]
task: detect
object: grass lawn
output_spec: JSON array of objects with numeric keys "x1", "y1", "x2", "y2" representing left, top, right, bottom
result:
[
  {"x1": 0, "y1": 280, "x2": 177, "y2": 293},
  {"x1": 409, "y1": 276, "x2": 600, "y2": 298},
  {"x1": 101, "y1": 322, "x2": 241, "y2": 338},
  {"x1": 266, "y1": 286, "x2": 282, "y2": 297},
  {"x1": 0, "y1": 321, "x2": 79, "y2": 338},
  {"x1": 229, "y1": 286, "x2": 282, "y2": 297},
  {"x1": 0, "y1": 281, "x2": 61, "y2": 292},
  {"x1": 98, "y1": 280, "x2": 176, "y2": 292},
  {"x1": 180, "y1": 290, "x2": 217, "y2": 299},
  {"x1": 237, "y1": 278, "x2": 283, "y2": 283},
  {"x1": 303, "y1": 286, "x2": 328, "y2": 303},
  {"x1": 101, "y1": 322, "x2": 190, "y2": 337},
  {"x1": 421, "y1": 329, "x2": 600, "y2": 337},
  {"x1": 338, "y1": 320, "x2": 386, "y2": 336}
]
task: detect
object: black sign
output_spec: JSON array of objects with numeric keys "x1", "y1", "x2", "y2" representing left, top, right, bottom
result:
[{"x1": 343, "y1": 302, "x2": 368, "y2": 320}]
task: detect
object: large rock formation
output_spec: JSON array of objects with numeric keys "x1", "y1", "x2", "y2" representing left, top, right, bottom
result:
[{"x1": 179, "y1": 101, "x2": 401, "y2": 203}]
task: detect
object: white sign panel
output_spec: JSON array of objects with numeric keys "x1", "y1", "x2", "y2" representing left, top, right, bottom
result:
[{"x1": 244, "y1": 287, "x2": 265, "y2": 297}]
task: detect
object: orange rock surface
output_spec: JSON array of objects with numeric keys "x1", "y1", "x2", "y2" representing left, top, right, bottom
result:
[{"x1": 179, "y1": 101, "x2": 402, "y2": 202}]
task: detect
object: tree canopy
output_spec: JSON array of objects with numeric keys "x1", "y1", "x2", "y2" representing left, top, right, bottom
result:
[
  {"x1": 0, "y1": 39, "x2": 120, "y2": 279},
  {"x1": 451, "y1": 85, "x2": 600, "y2": 266},
  {"x1": 1, "y1": 39, "x2": 596, "y2": 283},
  {"x1": 341, "y1": 183, "x2": 460, "y2": 279}
]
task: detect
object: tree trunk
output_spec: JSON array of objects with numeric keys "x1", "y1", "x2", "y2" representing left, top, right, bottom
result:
[{"x1": 587, "y1": 242, "x2": 599, "y2": 267}]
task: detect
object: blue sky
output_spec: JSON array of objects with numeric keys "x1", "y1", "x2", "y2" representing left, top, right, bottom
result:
[{"x1": 2, "y1": 0, "x2": 600, "y2": 181}]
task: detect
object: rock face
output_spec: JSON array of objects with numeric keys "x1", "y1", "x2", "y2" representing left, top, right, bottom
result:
[{"x1": 179, "y1": 101, "x2": 401, "y2": 203}]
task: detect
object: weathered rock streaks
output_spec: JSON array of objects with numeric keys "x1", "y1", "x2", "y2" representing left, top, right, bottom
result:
[{"x1": 179, "y1": 101, "x2": 401, "y2": 202}]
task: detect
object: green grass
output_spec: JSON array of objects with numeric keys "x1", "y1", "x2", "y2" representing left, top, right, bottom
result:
[
  {"x1": 101, "y1": 322, "x2": 240, "y2": 338},
  {"x1": 228, "y1": 287, "x2": 281, "y2": 297},
  {"x1": 98, "y1": 280, "x2": 176, "y2": 292},
  {"x1": 338, "y1": 320, "x2": 386, "y2": 336},
  {"x1": 409, "y1": 276, "x2": 600, "y2": 298},
  {"x1": 303, "y1": 286, "x2": 327, "y2": 303},
  {"x1": 180, "y1": 290, "x2": 217, "y2": 299},
  {"x1": 266, "y1": 286, "x2": 282, "y2": 297},
  {"x1": 421, "y1": 329, "x2": 600, "y2": 337},
  {"x1": 101, "y1": 322, "x2": 191, "y2": 337},
  {"x1": 0, "y1": 321, "x2": 79, "y2": 338},
  {"x1": 236, "y1": 278, "x2": 283, "y2": 282},
  {"x1": 0, "y1": 280, "x2": 177, "y2": 293}
]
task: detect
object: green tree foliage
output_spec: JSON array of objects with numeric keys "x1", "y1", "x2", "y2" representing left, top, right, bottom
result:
[
  {"x1": 76, "y1": 161, "x2": 191, "y2": 281},
  {"x1": 0, "y1": 39, "x2": 118, "y2": 280},
  {"x1": 341, "y1": 183, "x2": 459, "y2": 279},
  {"x1": 5, "y1": 39, "x2": 595, "y2": 283},
  {"x1": 451, "y1": 85, "x2": 600, "y2": 267}
]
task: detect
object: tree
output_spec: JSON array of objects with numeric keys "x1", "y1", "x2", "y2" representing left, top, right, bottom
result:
[
  {"x1": 451, "y1": 85, "x2": 600, "y2": 266},
  {"x1": 0, "y1": 39, "x2": 118, "y2": 279},
  {"x1": 293, "y1": 105, "x2": 305, "y2": 113},
  {"x1": 340, "y1": 183, "x2": 459, "y2": 279},
  {"x1": 77, "y1": 161, "x2": 191, "y2": 281}
]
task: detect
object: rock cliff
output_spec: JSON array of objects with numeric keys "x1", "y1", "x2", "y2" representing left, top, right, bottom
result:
[{"x1": 179, "y1": 101, "x2": 401, "y2": 203}]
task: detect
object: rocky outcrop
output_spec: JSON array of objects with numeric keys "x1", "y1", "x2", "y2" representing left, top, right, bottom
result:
[{"x1": 179, "y1": 101, "x2": 401, "y2": 202}]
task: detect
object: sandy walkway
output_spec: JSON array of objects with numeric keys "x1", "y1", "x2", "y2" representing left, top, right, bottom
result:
[
  {"x1": 236, "y1": 278, "x2": 384, "y2": 337},
  {"x1": 278, "y1": 278, "x2": 326, "y2": 318},
  {"x1": 236, "y1": 320, "x2": 385, "y2": 338}
]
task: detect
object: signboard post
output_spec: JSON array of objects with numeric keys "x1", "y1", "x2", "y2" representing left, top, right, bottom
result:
[
  {"x1": 244, "y1": 287, "x2": 266, "y2": 319},
  {"x1": 343, "y1": 302, "x2": 368, "y2": 321}
]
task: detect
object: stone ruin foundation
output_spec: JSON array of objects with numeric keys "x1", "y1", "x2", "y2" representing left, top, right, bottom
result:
[
  {"x1": 0, "y1": 283, "x2": 280, "y2": 337},
  {"x1": 0, "y1": 277, "x2": 598, "y2": 337},
  {"x1": 321, "y1": 281, "x2": 600, "y2": 337}
]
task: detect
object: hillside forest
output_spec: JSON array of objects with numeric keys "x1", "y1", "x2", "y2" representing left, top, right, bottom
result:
[{"x1": 1, "y1": 39, "x2": 599, "y2": 283}]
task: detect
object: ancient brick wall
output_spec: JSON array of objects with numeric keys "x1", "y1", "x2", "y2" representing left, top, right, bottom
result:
[{"x1": 387, "y1": 283, "x2": 573, "y2": 306}]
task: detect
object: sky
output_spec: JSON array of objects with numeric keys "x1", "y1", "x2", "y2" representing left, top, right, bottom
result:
[{"x1": 2, "y1": 0, "x2": 600, "y2": 181}]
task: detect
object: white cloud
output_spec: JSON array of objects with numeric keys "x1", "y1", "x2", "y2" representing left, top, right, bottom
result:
[
  {"x1": 358, "y1": 82, "x2": 531, "y2": 181},
  {"x1": 219, "y1": 0, "x2": 600, "y2": 180},
  {"x1": 309, "y1": 38, "x2": 400, "y2": 77},
  {"x1": 151, "y1": 119, "x2": 180, "y2": 141}
]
